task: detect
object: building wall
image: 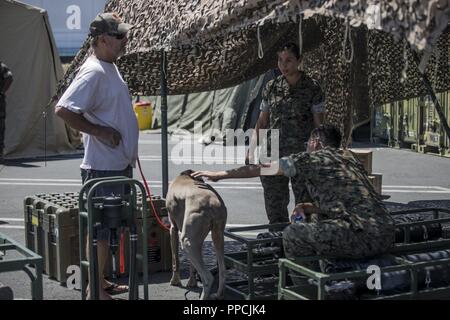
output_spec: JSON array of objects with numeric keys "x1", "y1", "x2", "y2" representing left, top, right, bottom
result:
[{"x1": 22, "y1": 0, "x2": 107, "y2": 56}]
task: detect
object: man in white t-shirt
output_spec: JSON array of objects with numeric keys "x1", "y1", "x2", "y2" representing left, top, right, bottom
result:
[{"x1": 55, "y1": 12, "x2": 138, "y2": 300}]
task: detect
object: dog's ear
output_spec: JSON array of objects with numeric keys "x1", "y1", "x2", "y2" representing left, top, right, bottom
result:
[
  {"x1": 180, "y1": 169, "x2": 204, "y2": 182},
  {"x1": 180, "y1": 169, "x2": 194, "y2": 176},
  {"x1": 192, "y1": 175, "x2": 205, "y2": 183}
]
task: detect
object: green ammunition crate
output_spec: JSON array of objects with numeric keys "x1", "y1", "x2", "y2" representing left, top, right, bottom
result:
[
  {"x1": 139, "y1": 195, "x2": 167, "y2": 215},
  {"x1": 120, "y1": 196, "x2": 172, "y2": 275},
  {"x1": 407, "y1": 91, "x2": 449, "y2": 155},
  {"x1": 24, "y1": 193, "x2": 171, "y2": 285},
  {"x1": 423, "y1": 96, "x2": 443, "y2": 149},
  {"x1": 43, "y1": 203, "x2": 80, "y2": 283},
  {"x1": 373, "y1": 102, "x2": 404, "y2": 147},
  {"x1": 400, "y1": 97, "x2": 421, "y2": 145},
  {"x1": 24, "y1": 194, "x2": 94, "y2": 284},
  {"x1": 23, "y1": 196, "x2": 48, "y2": 272},
  {"x1": 33, "y1": 201, "x2": 48, "y2": 274},
  {"x1": 137, "y1": 209, "x2": 172, "y2": 274},
  {"x1": 23, "y1": 196, "x2": 38, "y2": 253}
]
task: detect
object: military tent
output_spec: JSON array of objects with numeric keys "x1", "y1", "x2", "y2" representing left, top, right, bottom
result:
[
  {"x1": 0, "y1": 0, "x2": 79, "y2": 159},
  {"x1": 58, "y1": 0, "x2": 449, "y2": 141},
  {"x1": 56, "y1": 0, "x2": 449, "y2": 194}
]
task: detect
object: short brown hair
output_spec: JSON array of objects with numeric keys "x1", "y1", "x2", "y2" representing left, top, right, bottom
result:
[
  {"x1": 310, "y1": 125, "x2": 342, "y2": 148},
  {"x1": 277, "y1": 42, "x2": 301, "y2": 60}
]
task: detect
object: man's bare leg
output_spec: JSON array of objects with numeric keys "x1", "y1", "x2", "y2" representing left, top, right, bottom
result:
[{"x1": 86, "y1": 236, "x2": 113, "y2": 300}]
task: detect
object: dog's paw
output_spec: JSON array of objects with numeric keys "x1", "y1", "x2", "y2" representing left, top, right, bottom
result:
[
  {"x1": 170, "y1": 274, "x2": 182, "y2": 286},
  {"x1": 186, "y1": 277, "x2": 198, "y2": 288}
]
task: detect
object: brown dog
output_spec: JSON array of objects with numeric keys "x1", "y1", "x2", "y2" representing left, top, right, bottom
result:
[{"x1": 166, "y1": 170, "x2": 227, "y2": 300}]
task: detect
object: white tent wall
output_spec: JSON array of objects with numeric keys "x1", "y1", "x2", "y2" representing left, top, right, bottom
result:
[{"x1": 0, "y1": 0, "x2": 76, "y2": 159}]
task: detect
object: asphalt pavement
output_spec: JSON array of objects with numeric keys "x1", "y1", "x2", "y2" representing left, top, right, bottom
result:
[{"x1": 0, "y1": 132, "x2": 449, "y2": 300}]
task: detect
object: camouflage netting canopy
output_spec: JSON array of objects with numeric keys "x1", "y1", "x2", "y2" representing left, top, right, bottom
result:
[{"x1": 57, "y1": 0, "x2": 449, "y2": 142}]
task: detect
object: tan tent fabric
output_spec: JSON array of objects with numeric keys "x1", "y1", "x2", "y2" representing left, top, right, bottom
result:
[
  {"x1": 0, "y1": 0, "x2": 78, "y2": 159},
  {"x1": 115, "y1": 0, "x2": 447, "y2": 53},
  {"x1": 58, "y1": 0, "x2": 449, "y2": 96},
  {"x1": 150, "y1": 73, "x2": 268, "y2": 137}
]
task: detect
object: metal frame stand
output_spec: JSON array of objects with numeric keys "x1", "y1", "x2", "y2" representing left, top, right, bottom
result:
[
  {"x1": 78, "y1": 177, "x2": 149, "y2": 300},
  {"x1": 224, "y1": 223, "x2": 288, "y2": 299},
  {"x1": 0, "y1": 232, "x2": 44, "y2": 300}
]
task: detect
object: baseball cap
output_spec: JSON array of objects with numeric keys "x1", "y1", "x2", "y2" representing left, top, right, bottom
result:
[{"x1": 89, "y1": 12, "x2": 133, "y2": 37}]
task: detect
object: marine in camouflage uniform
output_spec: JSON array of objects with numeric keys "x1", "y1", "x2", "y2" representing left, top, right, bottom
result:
[
  {"x1": 280, "y1": 147, "x2": 395, "y2": 262},
  {"x1": 260, "y1": 72, "x2": 324, "y2": 224},
  {"x1": 191, "y1": 126, "x2": 395, "y2": 276},
  {"x1": 0, "y1": 61, "x2": 13, "y2": 159}
]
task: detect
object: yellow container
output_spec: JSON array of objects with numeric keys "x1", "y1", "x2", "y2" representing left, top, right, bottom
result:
[{"x1": 134, "y1": 102, "x2": 153, "y2": 130}]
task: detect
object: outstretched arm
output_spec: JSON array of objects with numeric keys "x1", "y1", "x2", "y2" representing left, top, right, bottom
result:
[{"x1": 192, "y1": 162, "x2": 283, "y2": 182}]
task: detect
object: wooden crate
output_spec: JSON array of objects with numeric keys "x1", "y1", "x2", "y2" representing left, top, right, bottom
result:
[
  {"x1": 368, "y1": 173, "x2": 382, "y2": 194},
  {"x1": 349, "y1": 149, "x2": 373, "y2": 175}
]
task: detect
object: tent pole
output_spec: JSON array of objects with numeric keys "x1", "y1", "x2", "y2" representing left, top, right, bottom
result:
[
  {"x1": 412, "y1": 51, "x2": 450, "y2": 141},
  {"x1": 43, "y1": 110, "x2": 47, "y2": 167},
  {"x1": 160, "y1": 50, "x2": 169, "y2": 197}
]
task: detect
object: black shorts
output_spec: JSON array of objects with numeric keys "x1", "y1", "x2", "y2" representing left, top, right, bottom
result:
[{"x1": 81, "y1": 165, "x2": 132, "y2": 240}]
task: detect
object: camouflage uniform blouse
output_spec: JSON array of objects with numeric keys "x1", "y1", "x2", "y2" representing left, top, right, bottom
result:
[
  {"x1": 280, "y1": 147, "x2": 395, "y2": 234},
  {"x1": 261, "y1": 72, "x2": 324, "y2": 157}
]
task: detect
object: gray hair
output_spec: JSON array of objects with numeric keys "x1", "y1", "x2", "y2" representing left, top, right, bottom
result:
[{"x1": 90, "y1": 35, "x2": 100, "y2": 48}]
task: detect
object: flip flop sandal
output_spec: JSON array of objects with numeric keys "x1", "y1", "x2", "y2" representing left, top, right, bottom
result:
[{"x1": 104, "y1": 283, "x2": 129, "y2": 295}]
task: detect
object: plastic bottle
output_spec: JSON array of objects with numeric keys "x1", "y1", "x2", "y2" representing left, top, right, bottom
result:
[{"x1": 292, "y1": 214, "x2": 303, "y2": 224}]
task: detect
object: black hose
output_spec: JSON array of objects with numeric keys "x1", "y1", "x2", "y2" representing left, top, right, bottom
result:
[
  {"x1": 128, "y1": 224, "x2": 138, "y2": 300},
  {"x1": 91, "y1": 223, "x2": 100, "y2": 300},
  {"x1": 109, "y1": 228, "x2": 118, "y2": 279}
]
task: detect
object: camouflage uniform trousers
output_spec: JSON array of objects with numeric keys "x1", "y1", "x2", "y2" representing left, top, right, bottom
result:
[
  {"x1": 283, "y1": 220, "x2": 395, "y2": 281},
  {"x1": 283, "y1": 220, "x2": 394, "y2": 260},
  {"x1": 0, "y1": 95, "x2": 5, "y2": 157},
  {"x1": 260, "y1": 174, "x2": 308, "y2": 224}
]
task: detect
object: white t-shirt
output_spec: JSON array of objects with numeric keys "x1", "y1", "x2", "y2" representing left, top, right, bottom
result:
[{"x1": 57, "y1": 55, "x2": 139, "y2": 170}]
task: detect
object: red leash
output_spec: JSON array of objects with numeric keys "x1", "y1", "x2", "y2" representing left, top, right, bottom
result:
[{"x1": 137, "y1": 157, "x2": 170, "y2": 231}]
